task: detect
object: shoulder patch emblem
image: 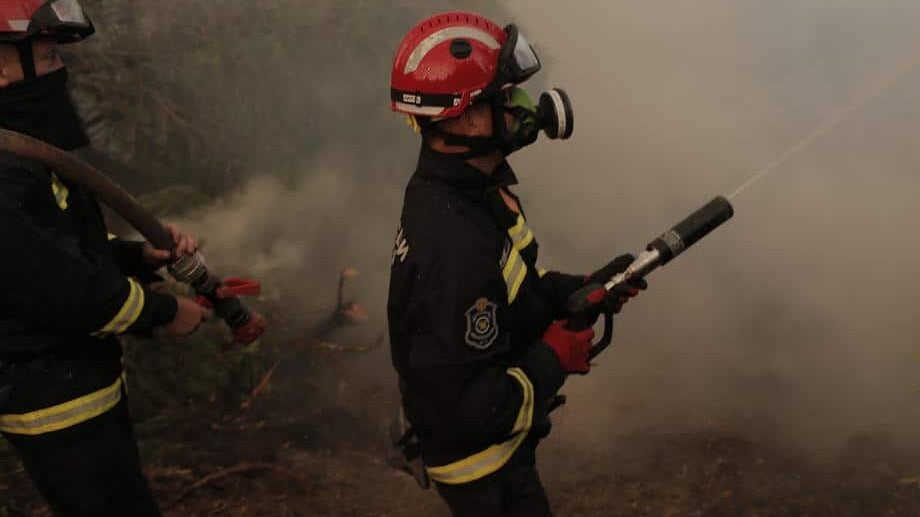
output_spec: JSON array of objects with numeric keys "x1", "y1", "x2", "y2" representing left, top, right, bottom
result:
[
  {"x1": 465, "y1": 297, "x2": 499, "y2": 350},
  {"x1": 392, "y1": 224, "x2": 410, "y2": 264}
]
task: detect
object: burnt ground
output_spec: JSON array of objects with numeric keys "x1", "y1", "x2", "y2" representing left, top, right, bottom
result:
[{"x1": 4, "y1": 370, "x2": 920, "y2": 516}]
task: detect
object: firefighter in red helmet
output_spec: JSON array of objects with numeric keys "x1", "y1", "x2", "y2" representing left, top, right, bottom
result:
[
  {"x1": 0, "y1": 2, "x2": 209, "y2": 514},
  {"x1": 387, "y1": 11, "x2": 647, "y2": 516}
]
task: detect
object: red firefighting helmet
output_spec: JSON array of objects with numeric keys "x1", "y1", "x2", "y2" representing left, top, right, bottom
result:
[
  {"x1": 390, "y1": 11, "x2": 541, "y2": 119},
  {"x1": 0, "y1": 0, "x2": 94, "y2": 44}
]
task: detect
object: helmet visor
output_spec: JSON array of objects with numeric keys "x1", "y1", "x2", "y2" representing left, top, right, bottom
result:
[
  {"x1": 492, "y1": 24, "x2": 541, "y2": 89},
  {"x1": 32, "y1": 0, "x2": 94, "y2": 42},
  {"x1": 511, "y1": 31, "x2": 540, "y2": 79}
]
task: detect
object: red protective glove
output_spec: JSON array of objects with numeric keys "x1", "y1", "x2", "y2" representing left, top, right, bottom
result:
[
  {"x1": 542, "y1": 320, "x2": 595, "y2": 375},
  {"x1": 585, "y1": 254, "x2": 648, "y2": 314}
]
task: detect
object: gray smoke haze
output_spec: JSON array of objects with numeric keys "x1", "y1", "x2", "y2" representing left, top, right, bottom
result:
[
  {"x1": 79, "y1": 0, "x2": 505, "y2": 333},
  {"x1": 102, "y1": 0, "x2": 920, "y2": 458},
  {"x1": 504, "y1": 0, "x2": 920, "y2": 456}
]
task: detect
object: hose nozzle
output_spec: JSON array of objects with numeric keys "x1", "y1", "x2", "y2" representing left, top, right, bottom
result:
[{"x1": 169, "y1": 252, "x2": 265, "y2": 344}]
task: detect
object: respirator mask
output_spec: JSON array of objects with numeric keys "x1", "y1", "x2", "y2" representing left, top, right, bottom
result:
[{"x1": 436, "y1": 24, "x2": 575, "y2": 158}]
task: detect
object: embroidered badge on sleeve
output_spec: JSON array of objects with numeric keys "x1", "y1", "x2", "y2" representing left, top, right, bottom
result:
[{"x1": 465, "y1": 297, "x2": 498, "y2": 350}]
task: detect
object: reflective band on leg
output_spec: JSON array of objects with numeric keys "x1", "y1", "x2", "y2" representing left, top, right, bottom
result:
[
  {"x1": 92, "y1": 278, "x2": 145, "y2": 336},
  {"x1": 426, "y1": 368, "x2": 534, "y2": 485},
  {"x1": 0, "y1": 378, "x2": 122, "y2": 435}
]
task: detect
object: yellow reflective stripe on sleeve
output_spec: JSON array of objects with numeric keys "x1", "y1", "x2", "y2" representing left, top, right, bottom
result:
[
  {"x1": 92, "y1": 278, "x2": 145, "y2": 336},
  {"x1": 50, "y1": 173, "x2": 69, "y2": 210},
  {"x1": 501, "y1": 215, "x2": 539, "y2": 304},
  {"x1": 426, "y1": 368, "x2": 534, "y2": 485},
  {"x1": 517, "y1": 229, "x2": 534, "y2": 250},
  {"x1": 501, "y1": 247, "x2": 527, "y2": 304},
  {"x1": 107, "y1": 233, "x2": 118, "y2": 241},
  {"x1": 0, "y1": 378, "x2": 122, "y2": 435},
  {"x1": 505, "y1": 368, "x2": 535, "y2": 435},
  {"x1": 538, "y1": 268, "x2": 548, "y2": 278},
  {"x1": 509, "y1": 215, "x2": 526, "y2": 238},
  {"x1": 508, "y1": 215, "x2": 534, "y2": 251}
]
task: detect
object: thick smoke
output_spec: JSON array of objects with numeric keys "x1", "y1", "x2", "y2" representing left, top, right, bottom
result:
[
  {"x1": 505, "y1": 0, "x2": 920, "y2": 456},
  {"x1": 78, "y1": 0, "x2": 505, "y2": 335},
  {"x1": 88, "y1": 0, "x2": 920, "y2": 458}
]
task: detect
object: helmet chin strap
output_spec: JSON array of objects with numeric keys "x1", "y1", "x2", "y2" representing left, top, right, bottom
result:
[
  {"x1": 426, "y1": 99, "x2": 512, "y2": 159},
  {"x1": 15, "y1": 39, "x2": 36, "y2": 80}
]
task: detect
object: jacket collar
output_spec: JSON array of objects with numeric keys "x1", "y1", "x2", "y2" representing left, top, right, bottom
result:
[{"x1": 413, "y1": 145, "x2": 518, "y2": 192}]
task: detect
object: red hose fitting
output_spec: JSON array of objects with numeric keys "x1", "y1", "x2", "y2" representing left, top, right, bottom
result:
[{"x1": 233, "y1": 311, "x2": 267, "y2": 344}]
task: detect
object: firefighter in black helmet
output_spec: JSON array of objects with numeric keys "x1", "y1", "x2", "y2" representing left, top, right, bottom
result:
[
  {"x1": 0, "y1": 2, "x2": 209, "y2": 514},
  {"x1": 387, "y1": 11, "x2": 648, "y2": 516}
]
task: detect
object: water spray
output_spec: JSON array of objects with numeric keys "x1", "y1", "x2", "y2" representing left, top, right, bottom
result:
[
  {"x1": 729, "y1": 48, "x2": 920, "y2": 200},
  {"x1": 564, "y1": 45, "x2": 920, "y2": 360}
]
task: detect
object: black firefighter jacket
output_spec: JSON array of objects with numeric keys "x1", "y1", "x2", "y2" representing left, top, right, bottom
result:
[
  {"x1": 388, "y1": 147, "x2": 585, "y2": 486},
  {"x1": 0, "y1": 151, "x2": 177, "y2": 436}
]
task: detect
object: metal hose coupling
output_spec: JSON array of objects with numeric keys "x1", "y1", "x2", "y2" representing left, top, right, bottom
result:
[
  {"x1": 0, "y1": 128, "x2": 267, "y2": 345},
  {"x1": 168, "y1": 252, "x2": 266, "y2": 345}
]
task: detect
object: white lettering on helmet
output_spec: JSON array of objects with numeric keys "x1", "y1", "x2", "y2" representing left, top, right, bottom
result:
[
  {"x1": 404, "y1": 27, "x2": 500, "y2": 75},
  {"x1": 402, "y1": 93, "x2": 422, "y2": 105}
]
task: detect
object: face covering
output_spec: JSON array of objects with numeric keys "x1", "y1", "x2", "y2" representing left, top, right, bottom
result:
[
  {"x1": 435, "y1": 86, "x2": 574, "y2": 159},
  {"x1": 0, "y1": 67, "x2": 90, "y2": 151}
]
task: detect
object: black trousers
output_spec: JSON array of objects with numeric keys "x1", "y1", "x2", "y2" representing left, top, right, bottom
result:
[
  {"x1": 3, "y1": 397, "x2": 161, "y2": 517},
  {"x1": 434, "y1": 444, "x2": 551, "y2": 517}
]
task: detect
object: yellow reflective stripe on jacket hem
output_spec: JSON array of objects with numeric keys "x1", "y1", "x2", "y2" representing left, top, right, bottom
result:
[
  {"x1": 0, "y1": 378, "x2": 122, "y2": 435},
  {"x1": 501, "y1": 247, "x2": 527, "y2": 304},
  {"x1": 92, "y1": 278, "x2": 145, "y2": 336},
  {"x1": 426, "y1": 368, "x2": 535, "y2": 485},
  {"x1": 50, "y1": 173, "x2": 69, "y2": 210}
]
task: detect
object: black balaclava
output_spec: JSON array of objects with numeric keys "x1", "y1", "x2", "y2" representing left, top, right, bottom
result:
[{"x1": 0, "y1": 56, "x2": 90, "y2": 151}]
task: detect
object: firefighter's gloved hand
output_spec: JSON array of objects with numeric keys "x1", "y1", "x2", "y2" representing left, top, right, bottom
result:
[
  {"x1": 143, "y1": 223, "x2": 199, "y2": 267},
  {"x1": 163, "y1": 296, "x2": 212, "y2": 338},
  {"x1": 585, "y1": 254, "x2": 634, "y2": 285},
  {"x1": 585, "y1": 254, "x2": 648, "y2": 314},
  {"x1": 542, "y1": 320, "x2": 595, "y2": 375},
  {"x1": 604, "y1": 279, "x2": 647, "y2": 314}
]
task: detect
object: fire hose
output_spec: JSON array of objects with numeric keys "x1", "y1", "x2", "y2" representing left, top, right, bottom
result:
[{"x1": 0, "y1": 128, "x2": 266, "y2": 344}]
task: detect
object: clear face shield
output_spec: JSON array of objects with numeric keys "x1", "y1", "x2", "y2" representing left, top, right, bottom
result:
[
  {"x1": 488, "y1": 24, "x2": 574, "y2": 154},
  {"x1": 489, "y1": 24, "x2": 542, "y2": 91},
  {"x1": 425, "y1": 23, "x2": 575, "y2": 158}
]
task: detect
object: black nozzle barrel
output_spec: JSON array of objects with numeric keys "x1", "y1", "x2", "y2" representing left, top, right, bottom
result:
[{"x1": 647, "y1": 196, "x2": 734, "y2": 265}]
